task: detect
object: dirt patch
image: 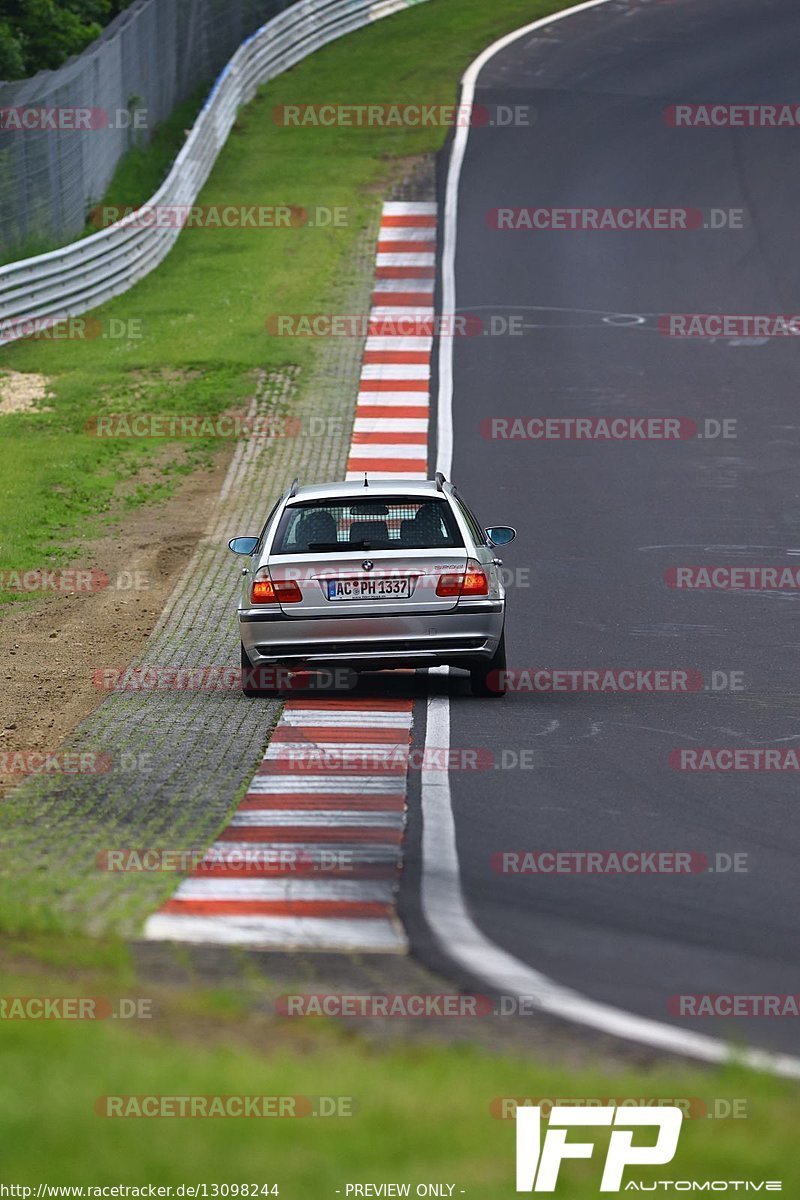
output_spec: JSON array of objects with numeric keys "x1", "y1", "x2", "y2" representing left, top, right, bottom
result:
[
  {"x1": 110, "y1": 366, "x2": 204, "y2": 398},
  {"x1": 0, "y1": 370, "x2": 53, "y2": 415},
  {"x1": 0, "y1": 445, "x2": 234, "y2": 796}
]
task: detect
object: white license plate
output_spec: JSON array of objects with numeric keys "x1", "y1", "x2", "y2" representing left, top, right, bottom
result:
[{"x1": 326, "y1": 576, "x2": 414, "y2": 601}]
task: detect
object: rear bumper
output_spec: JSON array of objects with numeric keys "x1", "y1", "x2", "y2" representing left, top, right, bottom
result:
[{"x1": 239, "y1": 601, "x2": 504, "y2": 669}]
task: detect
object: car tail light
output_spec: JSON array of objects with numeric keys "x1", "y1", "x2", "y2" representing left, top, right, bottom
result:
[
  {"x1": 274, "y1": 579, "x2": 303, "y2": 602},
  {"x1": 250, "y1": 571, "x2": 277, "y2": 603},
  {"x1": 250, "y1": 569, "x2": 302, "y2": 604},
  {"x1": 436, "y1": 559, "x2": 489, "y2": 598},
  {"x1": 435, "y1": 572, "x2": 462, "y2": 597},
  {"x1": 462, "y1": 561, "x2": 490, "y2": 595}
]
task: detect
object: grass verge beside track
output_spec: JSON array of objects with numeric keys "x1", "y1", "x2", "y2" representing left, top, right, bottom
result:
[{"x1": 2, "y1": 947, "x2": 799, "y2": 1190}]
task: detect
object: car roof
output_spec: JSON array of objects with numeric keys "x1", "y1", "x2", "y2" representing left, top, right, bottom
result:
[{"x1": 285, "y1": 478, "x2": 449, "y2": 503}]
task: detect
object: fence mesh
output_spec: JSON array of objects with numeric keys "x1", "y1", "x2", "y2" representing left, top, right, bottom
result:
[{"x1": 0, "y1": 0, "x2": 294, "y2": 256}]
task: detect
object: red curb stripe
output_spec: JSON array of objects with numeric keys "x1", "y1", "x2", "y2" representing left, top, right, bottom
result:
[
  {"x1": 356, "y1": 406, "x2": 429, "y2": 421},
  {"x1": 347, "y1": 458, "x2": 428, "y2": 473},
  {"x1": 371, "y1": 291, "x2": 435, "y2": 306},
  {"x1": 241, "y1": 792, "x2": 406, "y2": 805},
  {"x1": 161, "y1": 900, "x2": 395, "y2": 918},
  {"x1": 362, "y1": 350, "x2": 431, "y2": 364},
  {"x1": 282, "y1": 699, "x2": 413, "y2": 711},
  {"x1": 380, "y1": 215, "x2": 436, "y2": 227},
  {"x1": 255, "y1": 766, "x2": 407, "y2": 779},
  {"x1": 272, "y1": 726, "x2": 411, "y2": 743},
  {"x1": 257, "y1": 755, "x2": 409, "y2": 771},
  {"x1": 215, "y1": 827, "x2": 404, "y2": 844},
  {"x1": 375, "y1": 265, "x2": 435, "y2": 279},
  {"x1": 352, "y1": 431, "x2": 428, "y2": 445},
  {"x1": 240, "y1": 795, "x2": 407, "y2": 811},
  {"x1": 378, "y1": 240, "x2": 436, "y2": 253},
  {"x1": 357, "y1": 379, "x2": 429, "y2": 392}
]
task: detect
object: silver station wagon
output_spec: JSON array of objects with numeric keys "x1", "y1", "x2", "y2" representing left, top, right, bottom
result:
[{"x1": 228, "y1": 474, "x2": 515, "y2": 696}]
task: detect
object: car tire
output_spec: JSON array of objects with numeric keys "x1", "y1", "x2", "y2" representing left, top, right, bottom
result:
[
  {"x1": 469, "y1": 631, "x2": 507, "y2": 697},
  {"x1": 241, "y1": 642, "x2": 277, "y2": 698}
]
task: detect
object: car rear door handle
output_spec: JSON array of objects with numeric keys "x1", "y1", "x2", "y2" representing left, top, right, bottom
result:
[{"x1": 492, "y1": 557, "x2": 503, "y2": 566}]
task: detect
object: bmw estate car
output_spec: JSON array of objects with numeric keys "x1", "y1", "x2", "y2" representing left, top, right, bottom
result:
[{"x1": 228, "y1": 474, "x2": 515, "y2": 696}]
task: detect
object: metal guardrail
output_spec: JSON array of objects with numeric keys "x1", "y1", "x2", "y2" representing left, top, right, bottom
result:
[{"x1": 0, "y1": 0, "x2": 427, "y2": 346}]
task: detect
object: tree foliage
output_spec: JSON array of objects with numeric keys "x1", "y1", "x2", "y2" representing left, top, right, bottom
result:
[{"x1": 0, "y1": 1, "x2": 127, "y2": 79}]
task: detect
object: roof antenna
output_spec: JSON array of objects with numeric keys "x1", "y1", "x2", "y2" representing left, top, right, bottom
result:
[{"x1": 363, "y1": 472, "x2": 369, "y2": 488}]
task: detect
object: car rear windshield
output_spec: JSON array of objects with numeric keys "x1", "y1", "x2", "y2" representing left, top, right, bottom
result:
[{"x1": 271, "y1": 498, "x2": 465, "y2": 553}]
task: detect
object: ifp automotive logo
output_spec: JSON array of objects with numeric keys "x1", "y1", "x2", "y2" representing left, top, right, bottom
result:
[
  {"x1": 515, "y1": 1105, "x2": 682, "y2": 1192},
  {"x1": 514, "y1": 1105, "x2": 782, "y2": 1193}
]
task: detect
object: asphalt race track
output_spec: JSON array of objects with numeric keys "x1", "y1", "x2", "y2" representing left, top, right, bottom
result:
[{"x1": 414, "y1": 0, "x2": 800, "y2": 1057}]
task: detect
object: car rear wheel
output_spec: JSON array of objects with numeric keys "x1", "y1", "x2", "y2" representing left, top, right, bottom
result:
[
  {"x1": 469, "y1": 631, "x2": 507, "y2": 697},
  {"x1": 241, "y1": 642, "x2": 277, "y2": 698}
]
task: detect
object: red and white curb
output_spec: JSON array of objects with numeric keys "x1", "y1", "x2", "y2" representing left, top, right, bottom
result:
[
  {"x1": 144, "y1": 698, "x2": 413, "y2": 951},
  {"x1": 145, "y1": 201, "x2": 436, "y2": 952},
  {"x1": 346, "y1": 200, "x2": 436, "y2": 481}
]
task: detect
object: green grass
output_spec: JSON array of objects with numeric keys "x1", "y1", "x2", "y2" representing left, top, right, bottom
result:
[
  {"x1": 1, "y1": 951, "x2": 798, "y2": 1189},
  {"x1": 0, "y1": 0, "x2": 570, "y2": 586}
]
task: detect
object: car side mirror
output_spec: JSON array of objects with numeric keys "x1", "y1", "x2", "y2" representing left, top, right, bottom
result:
[
  {"x1": 486, "y1": 526, "x2": 516, "y2": 546},
  {"x1": 228, "y1": 536, "x2": 259, "y2": 555}
]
